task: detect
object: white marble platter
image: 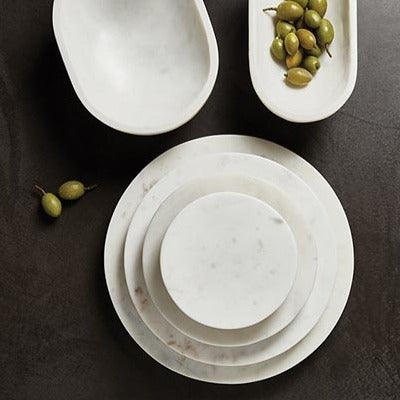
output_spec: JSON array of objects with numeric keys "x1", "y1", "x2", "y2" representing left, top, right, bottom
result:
[
  {"x1": 143, "y1": 174, "x2": 317, "y2": 347},
  {"x1": 104, "y1": 135, "x2": 354, "y2": 383}
]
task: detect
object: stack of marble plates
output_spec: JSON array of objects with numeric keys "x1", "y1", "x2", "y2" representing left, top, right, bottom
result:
[{"x1": 104, "y1": 135, "x2": 354, "y2": 384}]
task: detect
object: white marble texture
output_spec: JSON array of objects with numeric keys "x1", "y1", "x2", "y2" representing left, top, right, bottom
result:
[
  {"x1": 160, "y1": 191, "x2": 298, "y2": 330},
  {"x1": 143, "y1": 174, "x2": 317, "y2": 347},
  {"x1": 104, "y1": 135, "x2": 353, "y2": 383},
  {"x1": 53, "y1": 0, "x2": 219, "y2": 135},
  {"x1": 124, "y1": 152, "x2": 337, "y2": 366}
]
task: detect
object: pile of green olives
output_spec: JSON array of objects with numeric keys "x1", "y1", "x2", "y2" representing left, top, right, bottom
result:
[
  {"x1": 264, "y1": 0, "x2": 334, "y2": 87},
  {"x1": 35, "y1": 181, "x2": 97, "y2": 218}
]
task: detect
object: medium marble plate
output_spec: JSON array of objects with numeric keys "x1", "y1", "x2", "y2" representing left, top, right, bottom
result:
[
  {"x1": 104, "y1": 135, "x2": 353, "y2": 383},
  {"x1": 124, "y1": 152, "x2": 337, "y2": 366},
  {"x1": 161, "y1": 191, "x2": 298, "y2": 330},
  {"x1": 53, "y1": 0, "x2": 218, "y2": 135},
  {"x1": 143, "y1": 174, "x2": 317, "y2": 346}
]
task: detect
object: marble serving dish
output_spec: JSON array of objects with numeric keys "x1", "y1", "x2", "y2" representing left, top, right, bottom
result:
[
  {"x1": 53, "y1": 0, "x2": 219, "y2": 135},
  {"x1": 249, "y1": 0, "x2": 358, "y2": 122}
]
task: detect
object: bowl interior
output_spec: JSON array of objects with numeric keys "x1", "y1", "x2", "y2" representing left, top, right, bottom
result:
[{"x1": 54, "y1": 0, "x2": 214, "y2": 133}]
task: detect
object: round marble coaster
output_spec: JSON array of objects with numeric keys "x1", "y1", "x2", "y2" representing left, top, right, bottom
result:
[
  {"x1": 105, "y1": 135, "x2": 353, "y2": 383},
  {"x1": 143, "y1": 174, "x2": 317, "y2": 347},
  {"x1": 160, "y1": 191, "x2": 297, "y2": 330},
  {"x1": 124, "y1": 152, "x2": 337, "y2": 367}
]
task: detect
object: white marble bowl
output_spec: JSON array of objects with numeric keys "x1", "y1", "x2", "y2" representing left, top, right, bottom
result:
[
  {"x1": 53, "y1": 0, "x2": 218, "y2": 135},
  {"x1": 249, "y1": 0, "x2": 358, "y2": 122},
  {"x1": 160, "y1": 191, "x2": 298, "y2": 330},
  {"x1": 105, "y1": 135, "x2": 354, "y2": 383}
]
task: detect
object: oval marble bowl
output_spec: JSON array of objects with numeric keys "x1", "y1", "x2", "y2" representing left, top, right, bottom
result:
[
  {"x1": 53, "y1": 0, "x2": 218, "y2": 135},
  {"x1": 249, "y1": 0, "x2": 358, "y2": 122},
  {"x1": 105, "y1": 135, "x2": 354, "y2": 383}
]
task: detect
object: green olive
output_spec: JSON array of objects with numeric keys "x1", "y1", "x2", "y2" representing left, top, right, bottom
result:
[
  {"x1": 285, "y1": 67, "x2": 313, "y2": 86},
  {"x1": 264, "y1": 1, "x2": 304, "y2": 21},
  {"x1": 304, "y1": 9, "x2": 321, "y2": 28},
  {"x1": 286, "y1": 48, "x2": 304, "y2": 68},
  {"x1": 305, "y1": 44, "x2": 323, "y2": 57},
  {"x1": 271, "y1": 38, "x2": 286, "y2": 61},
  {"x1": 303, "y1": 56, "x2": 321, "y2": 75},
  {"x1": 276, "y1": 21, "x2": 295, "y2": 39},
  {"x1": 58, "y1": 180, "x2": 98, "y2": 200},
  {"x1": 35, "y1": 185, "x2": 62, "y2": 218},
  {"x1": 296, "y1": 29, "x2": 317, "y2": 50},
  {"x1": 286, "y1": 0, "x2": 308, "y2": 8},
  {"x1": 308, "y1": 0, "x2": 327, "y2": 17},
  {"x1": 316, "y1": 19, "x2": 334, "y2": 57},
  {"x1": 284, "y1": 32, "x2": 299, "y2": 56}
]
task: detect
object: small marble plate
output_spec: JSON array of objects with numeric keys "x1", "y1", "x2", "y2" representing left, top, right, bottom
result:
[
  {"x1": 105, "y1": 135, "x2": 353, "y2": 383},
  {"x1": 124, "y1": 152, "x2": 337, "y2": 366},
  {"x1": 161, "y1": 191, "x2": 298, "y2": 330},
  {"x1": 143, "y1": 174, "x2": 317, "y2": 346}
]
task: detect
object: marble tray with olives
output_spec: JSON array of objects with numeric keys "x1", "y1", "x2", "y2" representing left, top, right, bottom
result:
[{"x1": 249, "y1": 0, "x2": 358, "y2": 123}]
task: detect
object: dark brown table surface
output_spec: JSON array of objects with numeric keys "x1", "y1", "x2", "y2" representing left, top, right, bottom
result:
[{"x1": 1, "y1": 1, "x2": 399, "y2": 399}]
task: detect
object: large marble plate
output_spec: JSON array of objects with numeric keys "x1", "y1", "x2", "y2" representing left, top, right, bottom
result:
[
  {"x1": 104, "y1": 135, "x2": 353, "y2": 383},
  {"x1": 124, "y1": 152, "x2": 337, "y2": 366},
  {"x1": 143, "y1": 174, "x2": 317, "y2": 346}
]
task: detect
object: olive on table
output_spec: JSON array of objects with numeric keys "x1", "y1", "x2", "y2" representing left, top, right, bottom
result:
[
  {"x1": 303, "y1": 56, "x2": 321, "y2": 75},
  {"x1": 263, "y1": 1, "x2": 304, "y2": 21},
  {"x1": 35, "y1": 185, "x2": 62, "y2": 218},
  {"x1": 287, "y1": 0, "x2": 308, "y2": 8},
  {"x1": 58, "y1": 180, "x2": 98, "y2": 201},
  {"x1": 285, "y1": 67, "x2": 313, "y2": 87},
  {"x1": 296, "y1": 29, "x2": 317, "y2": 50},
  {"x1": 304, "y1": 9, "x2": 321, "y2": 29},
  {"x1": 286, "y1": 48, "x2": 304, "y2": 68},
  {"x1": 284, "y1": 32, "x2": 300, "y2": 55},
  {"x1": 276, "y1": 21, "x2": 295, "y2": 39},
  {"x1": 316, "y1": 19, "x2": 334, "y2": 57},
  {"x1": 308, "y1": 0, "x2": 327, "y2": 18}
]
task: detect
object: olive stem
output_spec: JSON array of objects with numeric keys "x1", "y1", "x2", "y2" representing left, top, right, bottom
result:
[
  {"x1": 284, "y1": 73, "x2": 288, "y2": 78},
  {"x1": 263, "y1": 7, "x2": 277, "y2": 12},
  {"x1": 34, "y1": 185, "x2": 46, "y2": 196},
  {"x1": 84, "y1": 184, "x2": 98, "y2": 192},
  {"x1": 325, "y1": 45, "x2": 332, "y2": 58}
]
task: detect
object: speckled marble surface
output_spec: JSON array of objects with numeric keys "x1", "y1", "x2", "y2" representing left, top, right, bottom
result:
[{"x1": 0, "y1": 0, "x2": 399, "y2": 398}]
